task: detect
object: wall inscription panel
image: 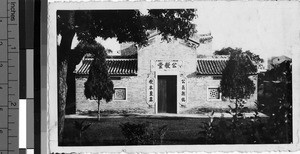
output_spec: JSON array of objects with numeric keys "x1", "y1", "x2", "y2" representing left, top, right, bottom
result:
[{"x1": 151, "y1": 60, "x2": 183, "y2": 72}]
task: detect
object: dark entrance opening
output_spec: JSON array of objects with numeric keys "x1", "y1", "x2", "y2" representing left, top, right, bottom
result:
[{"x1": 158, "y1": 75, "x2": 177, "y2": 113}]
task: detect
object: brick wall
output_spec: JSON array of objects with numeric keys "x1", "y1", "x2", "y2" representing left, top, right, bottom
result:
[
  {"x1": 76, "y1": 76, "x2": 153, "y2": 114},
  {"x1": 179, "y1": 74, "x2": 257, "y2": 114},
  {"x1": 75, "y1": 37, "x2": 257, "y2": 114},
  {"x1": 137, "y1": 38, "x2": 197, "y2": 76}
]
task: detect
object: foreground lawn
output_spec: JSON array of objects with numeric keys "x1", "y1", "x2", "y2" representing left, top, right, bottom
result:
[{"x1": 61, "y1": 116, "x2": 212, "y2": 146}]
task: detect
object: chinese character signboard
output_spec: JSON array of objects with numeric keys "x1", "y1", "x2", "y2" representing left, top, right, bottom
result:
[
  {"x1": 153, "y1": 60, "x2": 183, "y2": 71},
  {"x1": 146, "y1": 76, "x2": 155, "y2": 106},
  {"x1": 179, "y1": 76, "x2": 187, "y2": 106}
]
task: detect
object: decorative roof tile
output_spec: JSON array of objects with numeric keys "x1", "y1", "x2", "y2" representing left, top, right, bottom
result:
[
  {"x1": 196, "y1": 59, "x2": 228, "y2": 75},
  {"x1": 196, "y1": 56, "x2": 257, "y2": 75},
  {"x1": 75, "y1": 58, "x2": 137, "y2": 76}
]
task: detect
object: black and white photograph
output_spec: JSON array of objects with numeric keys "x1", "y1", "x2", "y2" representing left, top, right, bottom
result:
[{"x1": 48, "y1": 1, "x2": 300, "y2": 153}]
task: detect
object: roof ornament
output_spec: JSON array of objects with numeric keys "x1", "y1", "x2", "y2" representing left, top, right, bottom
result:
[{"x1": 199, "y1": 33, "x2": 213, "y2": 44}]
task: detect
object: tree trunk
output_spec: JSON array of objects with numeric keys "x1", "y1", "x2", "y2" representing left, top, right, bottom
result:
[
  {"x1": 65, "y1": 62, "x2": 77, "y2": 114},
  {"x1": 231, "y1": 98, "x2": 239, "y2": 143},
  {"x1": 79, "y1": 131, "x2": 82, "y2": 145},
  {"x1": 58, "y1": 60, "x2": 68, "y2": 144},
  {"x1": 58, "y1": 29, "x2": 75, "y2": 144},
  {"x1": 235, "y1": 98, "x2": 238, "y2": 119},
  {"x1": 97, "y1": 100, "x2": 101, "y2": 121}
]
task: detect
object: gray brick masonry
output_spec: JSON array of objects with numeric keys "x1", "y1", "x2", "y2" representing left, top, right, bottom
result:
[{"x1": 75, "y1": 37, "x2": 257, "y2": 114}]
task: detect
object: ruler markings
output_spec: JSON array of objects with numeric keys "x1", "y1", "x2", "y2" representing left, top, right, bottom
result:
[
  {"x1": 7, "y1": 0, "x2": 9, "y2": 152},
  {"x1": 0, "y1": 0, "x2": 8, "y2": 152},
  {"x1": 9, "y1": 0, "x2": 19, "y2": 154},
  {"x1": 0, "y1": 0, "x2": 19, "y2": 153}
]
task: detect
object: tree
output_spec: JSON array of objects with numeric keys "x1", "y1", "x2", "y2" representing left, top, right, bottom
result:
[
  {"x1": 220, "y1": 50, "x2": 257, "y2": 100},
  {"x1": 220, "y1": 49, "x2": 257, "y2": 143},
  {"x1": 83, "y1": 41, "x2": 114, "y2": 121},
  {"x1": 57, "y1": 9, "x2": 197, "y2": 143},
  {"x1": 258, "y1": 60, "x2": 292, "y2": 143},
  {"x1": 214, "y1": 47, "x2": 264, "y2": 68},
  {"x1": 214, "y1": 47, "x2": 237, "y2": 55}
]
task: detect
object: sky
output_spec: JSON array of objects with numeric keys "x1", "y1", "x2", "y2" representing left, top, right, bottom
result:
[
  {"x1": 68, "y1": 2, "x2": 300, "y2": 63},
  {"x1": 193, "y1": 2, "x2": 300, "y2": 60}
]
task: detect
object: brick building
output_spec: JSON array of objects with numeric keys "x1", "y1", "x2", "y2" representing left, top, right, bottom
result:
[
  {"x1": 74, "y1": 33, "x2": 258, "y2": 114},
  {"x1": 267, "y1": 55, "x2": 292, "y2": 70}
]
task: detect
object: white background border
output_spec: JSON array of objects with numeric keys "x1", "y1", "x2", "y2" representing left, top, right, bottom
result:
[{"x1": 48, "y1": 1, "x2": 300, "y2": 153}]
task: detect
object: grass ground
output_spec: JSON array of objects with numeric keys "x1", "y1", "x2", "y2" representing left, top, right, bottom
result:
[{"x1": 61, "y1": 116, "x2": 213, "y2": 146}]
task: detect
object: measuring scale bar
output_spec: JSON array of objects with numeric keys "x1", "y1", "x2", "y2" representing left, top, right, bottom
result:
[{"x1": 0, "y1": 0, "x2": 19, "y2": 154}]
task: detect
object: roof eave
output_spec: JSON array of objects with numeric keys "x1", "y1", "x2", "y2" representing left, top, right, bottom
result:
[
  {"x1": 75, "y1": 73, "x2": 138, "y2": 77},
  {"x1": 110, "y1": 74, "x2": 138, "y2": 77},
  {"x1": 196, "y1": 73, "x2": 222, "y2": 75},
  {"x1": 196, "y1": 73, "x2": 258, "y2": 76}
]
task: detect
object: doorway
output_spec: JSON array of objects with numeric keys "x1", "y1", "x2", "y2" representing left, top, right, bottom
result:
[{"x1": 157, "y1": 75, "x2": 177, "y2": 113}]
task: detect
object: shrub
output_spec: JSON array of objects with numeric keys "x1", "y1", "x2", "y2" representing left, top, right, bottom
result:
[
  {"x1": 73, "y1": 119, "x2": 93, "y2": 144},
  {"x1": 198, "y1": 112, "x2": 233, "y2": 144},
  {"x1": 119, "y1": 122, "x2": 152, "y2": 145},
  {"x1": 257, "y1": 61, "x2": 292, "y2": 143},
  {"x1": 119, "y1": 122, "x2": 168, "y2": 145}
]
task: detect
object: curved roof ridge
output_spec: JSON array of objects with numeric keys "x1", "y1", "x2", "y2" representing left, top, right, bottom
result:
[
  {"x1": 197, "y1": 55, "x2": 230, "y2": 61},
  {"x1": 83, "y1": 58, "x2": 137, "y2": 61},
  {"x1": 106, "y1": 58, "x2": 137, "y2": 61}
]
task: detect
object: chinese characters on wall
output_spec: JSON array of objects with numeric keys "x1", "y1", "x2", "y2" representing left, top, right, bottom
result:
[
  {"x1": 148, "y1": 60, "x2": 187, "y2": 107},
  {"x1": 146, "y1": 77, "x2": 155, "y2": 106},
  {"x1": 179, "y1": 76, "x2": 187, "y2": 106},
  {"x1": 154, "y1": 60, "x2": 183, "y2": 71}
]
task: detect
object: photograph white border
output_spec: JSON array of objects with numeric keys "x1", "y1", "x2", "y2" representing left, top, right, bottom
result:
[{"x1": 48, "y1": 1, "x2": 300, "y2": 153}]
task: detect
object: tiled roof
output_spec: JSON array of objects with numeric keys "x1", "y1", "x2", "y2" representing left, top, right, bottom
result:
[
  {"x1": 196, "y1": 56, "x2": 257, "y2": 75},
  {"x1": 75, "y1": 58, "x2": 137, "y2": 76},
  {"x1": 197, "y1": 59, "x2": 228, "y2": 75}
]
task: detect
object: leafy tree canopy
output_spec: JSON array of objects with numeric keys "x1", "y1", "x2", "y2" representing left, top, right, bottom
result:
[
  {"x1": 214, "y1": 47, "x2": 264, "y2": 67},
  {"x1": 263, "y1": 60, "x2": 292, "y2": 82},
  {"x1": 220, "y1": 49, "x2": 257, "y2": 100},
  {"x1": 258, "y1": 60, "x2": 292, "y2": 143},
  {"x1": 57, "y1": 9, "x2": 197, "y2": 45},
  {"x1": 81, "y1": 41, "x2": 114, "y2": 102}
]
